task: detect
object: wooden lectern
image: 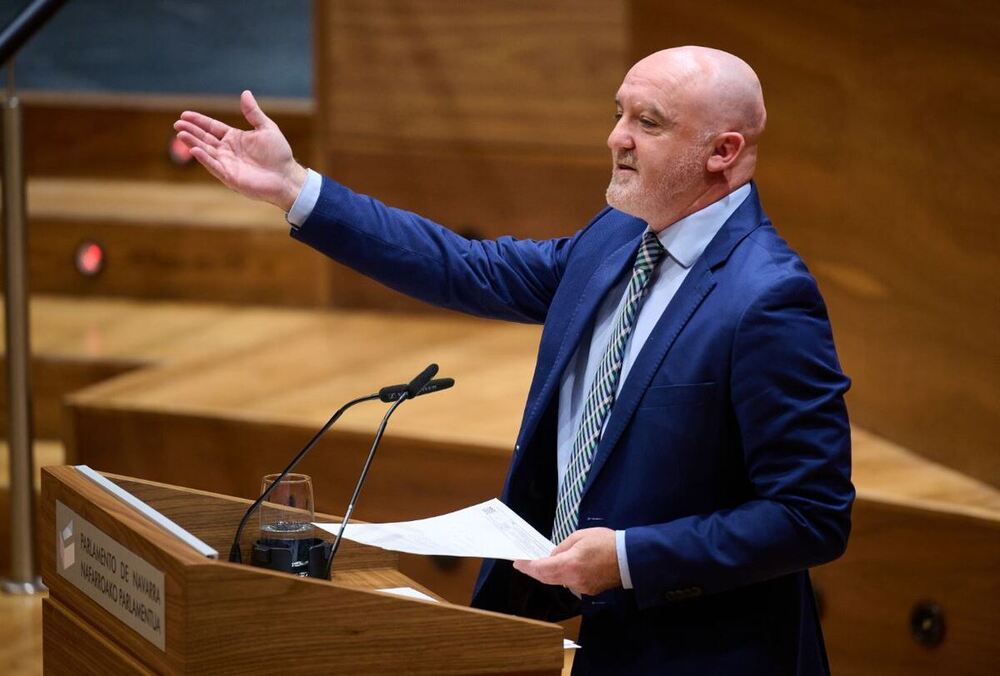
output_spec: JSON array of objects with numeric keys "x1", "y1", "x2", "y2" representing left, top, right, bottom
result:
[{"x1": 38, "y1": 466, "x2": 564, "y2": 674}]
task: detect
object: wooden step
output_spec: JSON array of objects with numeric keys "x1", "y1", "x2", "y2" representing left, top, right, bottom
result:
[
  {"x1": 0, "y1": 355, "x2": 141, "y2": 440},
  {"x1": 9, "y1": 91, "x2": 314, "y2": 183},
  {"x1": 851, "y1": 428, "x2": 1000, "y2": 516},
  {"x1": 0, "y1": 179, "x2": 334, "y2": 306},
  {"x1": 47, "y1": 294, "x2": 998, "y2": 515},
  {"x1": 1, "y1": 294, "x2": 319, "y2": 439}
]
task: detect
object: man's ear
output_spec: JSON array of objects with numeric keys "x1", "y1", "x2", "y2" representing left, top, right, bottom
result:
[{"x1": 706, "y1": 132, "x2": 746, "y2": 173}]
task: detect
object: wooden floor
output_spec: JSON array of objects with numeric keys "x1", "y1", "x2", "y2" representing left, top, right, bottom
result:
[
  {"x1": 0, "y1": 592, "x2": 43, "y2": 675},
  {"x1": 0, "y1": 441, "x2": 60, "y2": 676},
  {"x1": 2, "y1": 294, "x2": 999, "y2": 674}
]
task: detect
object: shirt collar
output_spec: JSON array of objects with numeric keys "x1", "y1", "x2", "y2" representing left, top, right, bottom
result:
[{"x1": 654, "y1": 182, "x2": 752, "y2": 269}]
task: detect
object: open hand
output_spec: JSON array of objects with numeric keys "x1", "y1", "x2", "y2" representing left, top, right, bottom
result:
[
  {"x1": 513, "y1": 527, "x2": 621, "y2": 596},
  {"x1": 174, "y1": 90, "x2": 307, "y2": 211}
]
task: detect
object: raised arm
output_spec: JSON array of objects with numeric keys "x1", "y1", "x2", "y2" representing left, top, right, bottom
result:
[
  {"x1": 173, "y1": 90, "x2": 306, "y2": 211},
  {"x1": 176, "y1": 92, "x2": 582, "y2": 323}
]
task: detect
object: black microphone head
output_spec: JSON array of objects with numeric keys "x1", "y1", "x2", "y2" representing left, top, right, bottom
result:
[
  {"x1": 406, "y1": 363, "x2": 438, "y2": 398},
  {"x1": 378, "y1": 383, "x2": 408, "y2": 402},
  {"x1": 422, "y1": 377, "x2": 454, "y2": 394},
  {"x1": 380, "y1": 377, "x2": 454, "y2": 402}
]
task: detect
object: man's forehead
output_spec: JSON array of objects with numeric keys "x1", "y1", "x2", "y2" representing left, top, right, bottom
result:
[{"x1": 614, "y1": 79, "x2": 676, "y2": 117}]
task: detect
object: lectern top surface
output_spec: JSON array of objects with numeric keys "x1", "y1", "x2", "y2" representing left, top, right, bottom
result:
[{"x1": 75, "y1": 465, "x2": 219, "y2": 559}]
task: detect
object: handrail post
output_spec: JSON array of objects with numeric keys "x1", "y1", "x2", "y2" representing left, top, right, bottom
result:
[{"x1": 1, "y1": 60, "x2": 43, "y2": 595}]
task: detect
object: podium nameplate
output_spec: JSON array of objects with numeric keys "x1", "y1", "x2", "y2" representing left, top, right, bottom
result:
[{"x1": 55, "y1": 500, "x2": 167, "y2": 651}]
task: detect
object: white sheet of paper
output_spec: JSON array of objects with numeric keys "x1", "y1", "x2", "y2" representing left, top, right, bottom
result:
[
  {"x1": 376, "y1": 586, "x2": 439, "y2": 603},
  {"x1": 314, "y1": 498, "x2": 554, "y2": 560}
]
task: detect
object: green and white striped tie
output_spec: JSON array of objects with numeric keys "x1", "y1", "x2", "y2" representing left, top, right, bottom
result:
[{"x1": 552, "y1": 229, "x2": 666, "y2": 544}]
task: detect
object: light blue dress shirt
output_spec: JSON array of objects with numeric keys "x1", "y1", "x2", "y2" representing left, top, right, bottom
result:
[
  {"x1": 288, "y1": 171, "x2": 751, "y2": 591},
  {"x1": 287, "y1": 168, "x2": 324, "y2": 226}
]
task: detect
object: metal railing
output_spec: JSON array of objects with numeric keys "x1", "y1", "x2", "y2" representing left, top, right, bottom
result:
[{"x1": 1, "y1": 0, "x2": 70, "y2": 596}]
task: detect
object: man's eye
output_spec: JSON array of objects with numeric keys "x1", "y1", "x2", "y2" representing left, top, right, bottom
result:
[
  {"x1": 613, "y1": 112, "x2": 623, "y2": 121},
  {"x1": 640, "y1": 118, "x2": 656, "y2": 128}
]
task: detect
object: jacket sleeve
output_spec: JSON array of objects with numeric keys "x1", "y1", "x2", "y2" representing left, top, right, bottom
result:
[
  {"x1": 290, "y1": 176, "x2": 583, "y2": 324},
  {"x1": 625, "y1": 274, "x2": 855, "y2": 610}
]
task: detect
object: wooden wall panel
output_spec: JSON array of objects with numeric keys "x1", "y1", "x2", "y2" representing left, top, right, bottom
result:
[
  {"x1": 319, "y1": 0, "x2": 623, "y2": 155},
  {"x1": 314, "y1": 0, "x2": 626, "y2": 309},
  {"x1": 6, "y1": 92, "x2": 314, "y2": 182},
  {"x1": 629, "y1": 0, "x2": 1000, "y2": 484},
  {"x1": 812, "y1": 497, "x2": 1000, "y2": 675}
]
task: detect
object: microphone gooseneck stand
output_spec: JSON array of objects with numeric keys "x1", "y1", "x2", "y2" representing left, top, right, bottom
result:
[
  {"x1": 228, "y1": 364, "x2": 449, "y2": 578},
  {"x1": 228, "y1": 392, "x2": 379, "y2": 564},
  {"x1": 323, "y1": 364, "x2": 438, "y2": 579}
]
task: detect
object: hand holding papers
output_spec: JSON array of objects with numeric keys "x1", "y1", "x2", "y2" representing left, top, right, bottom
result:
[
  {"x1": 314, "y1": 498, "x2": 555, "y2": 560},
  {"x1": 334, "y1": 511, "x2": 580, "y2": 651}
]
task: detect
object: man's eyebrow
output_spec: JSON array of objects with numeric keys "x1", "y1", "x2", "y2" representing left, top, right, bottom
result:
[
  {"x1": 644, "y1": 101, "x2": 668, "y2": 120},
  {"x1": 614, "y1": 97, "x2": 670, "y2": 122}
]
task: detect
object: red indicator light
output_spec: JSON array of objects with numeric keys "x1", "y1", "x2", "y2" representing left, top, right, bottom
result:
[
  {"x1": 169, "y1": 135, "x2": 194, "y2": 165},
  {"x1": 75, "y1": 241, "x2": 105, "y2": 277}
]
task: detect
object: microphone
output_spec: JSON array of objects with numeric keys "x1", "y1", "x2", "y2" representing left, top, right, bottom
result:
[
  {"x1": 323, "y1": 364, "x2": 445, "y2": 579},
  {"x1": 228, "y1": 391, "x2": 378, "y2": 564},
  {"x1": 406, "y1": 362, "x2": 438, "y2": 398},
  {"x1": 227, "y1": 366, "x2": 451, "y2": 568},
  {"x1": 378, "y1": 377, "x2": 454, "y2": 402}
]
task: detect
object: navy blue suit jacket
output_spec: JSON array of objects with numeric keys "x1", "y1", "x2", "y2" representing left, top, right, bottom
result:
[{"x1": 292, "y1": 178, "x2": 854, "y2": 675}]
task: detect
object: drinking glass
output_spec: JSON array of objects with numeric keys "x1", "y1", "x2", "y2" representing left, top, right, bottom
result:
[{"x1": 259, "y1": 473, "x2": 315, "y2": 575}]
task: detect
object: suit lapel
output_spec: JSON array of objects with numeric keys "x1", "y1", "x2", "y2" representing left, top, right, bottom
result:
[
  {"x1": 578, "y1": 183, "x2": 766, "y2": 497},
  {"x1": 514, "y1": 227, "x2": 643, "y2": 455},
  {"x1": 580, "y1": 260, "x2": 717, "y2": 497}
]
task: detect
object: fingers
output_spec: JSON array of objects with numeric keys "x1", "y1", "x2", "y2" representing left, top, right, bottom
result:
[
  {"x1": 175, "y1": 130, "x2": 216, "y2": 157},
  {"x1": 551, "y1": 530, "x2": 585, "y2": 555},
  {"x1": 514, "y1": 552, "x2": 572, "y2": 586},
  {"x1": 513, "y1": 528, "x2": 621, "y2": 597},
  {"x1": 173, "y1": 120, "x2": 221, "y2": 148},
  {"x1": 178, "y1": 110, "x2": 233, "y2": 140},
  {"x1": 189, "y1": 146, "x2": 228, "y2": 184},
  {"x1": 240, "y1": 89, "x2": 272, "y2": 130}
]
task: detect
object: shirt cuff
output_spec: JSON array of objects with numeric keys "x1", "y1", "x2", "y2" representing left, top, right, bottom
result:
[
  {"x1": 286, "y1": 168, "x2": 322, "y2": 227},
  {"x1": 616, "y1": 529, "x2": 633, "y2": 590}
]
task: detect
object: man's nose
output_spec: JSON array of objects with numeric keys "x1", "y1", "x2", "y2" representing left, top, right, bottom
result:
[{"x1": 607, "y1": 119, "x2": 634, "y2": 151}]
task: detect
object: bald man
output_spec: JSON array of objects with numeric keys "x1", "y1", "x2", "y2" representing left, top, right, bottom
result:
[{"x1": 176, "y1": 46, "x2": 853, "y2": 675}]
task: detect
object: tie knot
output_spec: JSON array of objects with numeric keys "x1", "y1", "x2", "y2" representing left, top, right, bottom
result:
[{"x1": 634, "y1": 230, "x2": 666, "y2": 273}]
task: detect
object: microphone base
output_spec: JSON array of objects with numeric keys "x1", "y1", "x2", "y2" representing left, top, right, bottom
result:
[{"x1": 250, "y1": 537, "x2": 333, "y2": 579}]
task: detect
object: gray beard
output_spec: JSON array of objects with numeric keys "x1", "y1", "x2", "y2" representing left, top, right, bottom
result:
[
  {"x1": 605, "y1": 151, "x2": 705, "y2": 224},
  {"x1": 605, "y1": 175, "x2": 658, "y2": 222}
]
